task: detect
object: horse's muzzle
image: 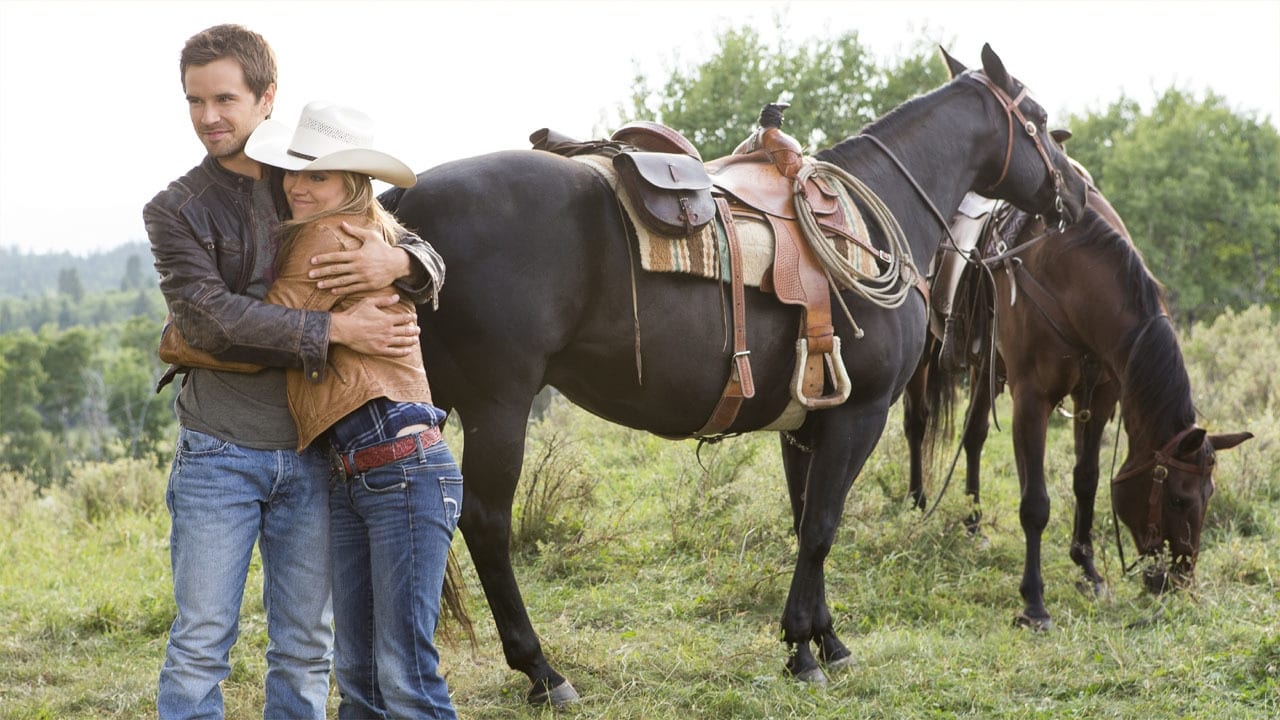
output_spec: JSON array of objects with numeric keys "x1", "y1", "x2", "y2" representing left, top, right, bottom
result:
[{"x1": 1141, "y1": 554, "x2": 1196, "y2": 595}]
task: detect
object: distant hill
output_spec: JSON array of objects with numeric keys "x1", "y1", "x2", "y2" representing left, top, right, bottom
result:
[{"x1": 0, "y1": 242, "x2": 158, "y2": 299}]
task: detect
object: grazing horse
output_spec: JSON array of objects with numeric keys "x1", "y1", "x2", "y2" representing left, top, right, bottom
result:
[
  {"x1": 382, "y1": 45, "x2": 1086, "y2": 704},
  {"x1": 904, "y1": 182, "x2": 1253, "y2": 629}
]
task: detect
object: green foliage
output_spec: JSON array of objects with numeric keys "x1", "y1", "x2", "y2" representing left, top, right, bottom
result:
[
  {"x1": 0, "y1": 287, "x2": 165, "y2": 334},
  {"x1": 61, "y1": 456, "x2": 169, "y2": 524},
  {"x1": 1064, "y1": 90, "x2": 1280, "y2": 323},
  {"x1": 1181, "y1": 305, "x2": 1280, "y2": 539},
  {"x1": 0, "y1": 316, "x2": 176, "y2": 484},
  {"x1": 1183, "y1": 304, "x2": 1279, "y2": 422},
  {"x1": 511, "y1": 399, "x2": 599, "y2": 557},
  {"x1": 0, "y1": 242, "x2": 155, "y2": 300},
  {"x1": 629, "y1": 26, "x2": 945, "y2": 159}
]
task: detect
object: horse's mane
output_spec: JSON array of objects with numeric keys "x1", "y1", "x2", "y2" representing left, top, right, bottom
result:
[
  {"x1": 815, "y1": 80, "x2": 967, "y2": 167},
  {"x1": 1057, "y1": 210, "x2": 1196, "y2": 439},
  {"x1": 378, "y1": 185, "x2": 407, "y2": 214}
]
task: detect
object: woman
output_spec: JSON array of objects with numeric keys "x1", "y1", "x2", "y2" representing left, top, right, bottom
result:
[{"x1": 164, "y1": 101, "x2": 463, "y2": 719}]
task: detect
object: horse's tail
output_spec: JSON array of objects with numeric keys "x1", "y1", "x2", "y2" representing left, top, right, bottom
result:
[
  {"x1": 921, "y1": 334, "x2": 958, "y2": 459},
  {"x1": 436, "y1": 547, "x2": 478, "y2": 651}
]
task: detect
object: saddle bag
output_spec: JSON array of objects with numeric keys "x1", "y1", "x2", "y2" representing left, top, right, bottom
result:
[{"x1": 612, "y1": 151, "x2": 715, "y2": 237}]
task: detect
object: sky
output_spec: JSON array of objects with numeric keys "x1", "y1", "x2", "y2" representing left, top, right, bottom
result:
[{"x1": 1, "y1": 0, "x2": 1277, "y2": 257}]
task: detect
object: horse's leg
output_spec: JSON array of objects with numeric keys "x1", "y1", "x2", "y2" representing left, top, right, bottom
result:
[
  {"x1": 962, "y1": 361, "x2": 993, "y2": 536},
  {"x1": 1068, "y1": 382, "x2": 1119, "y2": 598},
  {"x1": 903, "y1": 350, "x2": 931, "y2": 512},
  {"x1": 779, "y1": 408, "x2": 885, "y2": 681},
  {"x1": 779, "y1": 434, "x2": 828, "y2": 682},
  {"x1": 1009, "y1": 386, "x2": 1055, "y2": 629},
  {"x1": 456, "y1": 400, "x2": 579, "y2": 706}
]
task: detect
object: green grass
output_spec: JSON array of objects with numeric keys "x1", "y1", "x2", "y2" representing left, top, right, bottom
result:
[{"x1": 3, "y1": 309, "x2": 1277, "y2": 719}]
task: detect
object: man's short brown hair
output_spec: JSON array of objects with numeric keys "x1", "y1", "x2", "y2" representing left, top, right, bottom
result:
[{"x1": 180, "y1": 24, "x2": 277, "y2": 101}]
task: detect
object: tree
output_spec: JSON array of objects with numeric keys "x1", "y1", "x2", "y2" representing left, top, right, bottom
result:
[
  {"x1": 57, "y1": 267, "x2": 84, "y2": 302},
  {"x1": 107, "y1": 315, "x2": 176, "y2": 463},
  {"x1": 1065, "y1": 90, "x2": 1280, "y2": 323},
  {"x1": 120, "y1": 253, "x2": 146, "y2": 291},
  {"x1": 0, "y1": 330, "x2": 61, "y2": 484},
  {"x1": 628, "y1": 26, "x2": 946, "y2": 160},
  {"x1": 39, "y1": 326, "x2": 95, "y2": 433}
]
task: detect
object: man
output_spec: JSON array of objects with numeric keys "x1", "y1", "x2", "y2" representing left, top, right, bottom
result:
[{"x1": 144, "y1": 24, "x2": 442, "y2": 719}]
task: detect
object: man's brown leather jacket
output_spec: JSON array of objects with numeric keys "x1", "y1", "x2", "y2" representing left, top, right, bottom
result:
[{"x1": 145, "y1": 155, "x2": 441, "y2": 386}]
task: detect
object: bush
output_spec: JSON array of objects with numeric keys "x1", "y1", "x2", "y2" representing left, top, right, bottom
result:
[
  {"x1": 1183, "y1": 304, "x2": 1279, "y2": 422},
  {"x1": 1183, "y1": 304, "x2": 1280, "y2": 538},
  {"x1": 61, "y1": 456, "x2": 167, "y2": 523},
  {"x1": 511, "y1": 398, "x2": 598, "y2": 557},
  {"x1": 0, "y1": 470, "x2": 40, "y2": 524}
]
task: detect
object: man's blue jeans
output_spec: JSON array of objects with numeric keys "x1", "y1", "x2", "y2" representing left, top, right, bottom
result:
[
  {"x1": 330, "y1": 438, "x2": 462, "y2": 719},
  {"x1": 158, "y1": 427, "x2": 334, "y2": 720}
]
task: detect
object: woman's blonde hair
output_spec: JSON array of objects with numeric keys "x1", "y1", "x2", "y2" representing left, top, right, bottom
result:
[{"x1": 277, "y1": 171, "x2": 409, "y2": 261}]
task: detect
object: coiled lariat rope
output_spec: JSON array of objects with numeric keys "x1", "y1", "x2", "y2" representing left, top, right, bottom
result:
[{"x1": 793, "y1": 160, "x2": 921, "y2": 338}]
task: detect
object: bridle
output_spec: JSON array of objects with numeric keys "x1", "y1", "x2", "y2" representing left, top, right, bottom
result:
[
  {"x1": 860, "y1": 69, "x2": 1073, "y2": 260},
  {"x1": 962, "y1": 71, "x2": 1068, "y2": 230},
  {"x1": 1112, "y1": 424, "x2": 1214, "y2": 558}
]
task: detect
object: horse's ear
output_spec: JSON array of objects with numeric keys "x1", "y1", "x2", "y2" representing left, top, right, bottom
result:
[
  {"x1": 1051, "y1": 129, "x2": 1073, "y2": 144},
  {"x1": 980, "y1": 43, "x2": 1011, "y2": 90},
  {"x1": 1176, "y1": 428, "x2": 1208, "y2": 456},
  {"x1": 940, "y1": 46, "x2": 967, "y2": 80},
  {"x1": 1208, "y1": 431, "x2": 1255, "y2": 452}
]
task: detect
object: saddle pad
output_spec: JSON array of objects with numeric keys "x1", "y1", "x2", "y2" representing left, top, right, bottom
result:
[{"x1": 576, "y1": 155, "x2": 879, "y2": 287}]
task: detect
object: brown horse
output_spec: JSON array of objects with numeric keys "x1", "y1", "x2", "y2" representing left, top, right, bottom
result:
[{"x1": 904, "y1": 181, "x2": 1253, "y2": 629}]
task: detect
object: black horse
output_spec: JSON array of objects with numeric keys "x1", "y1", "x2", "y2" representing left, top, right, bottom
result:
[{"x1": 382, "y1": 45, "x2": 1087, "y2": 704}]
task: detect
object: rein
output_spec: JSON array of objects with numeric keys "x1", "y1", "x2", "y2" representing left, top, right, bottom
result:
[{"x1": 855, "y1": 70, "x2": 1067, "y2": 270}]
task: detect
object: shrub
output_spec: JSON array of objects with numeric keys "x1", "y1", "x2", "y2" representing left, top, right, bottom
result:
[
  {"x1": 1183, "y1": 304, "x2": 1279, "y2": 422},
  {"x1": 0, "y1": 469, "x2": 40, "y2": 524},
  {"x1": 62, "y1": 456, "x2": 167, "y2": 523},
  {"x1": 511, "y1": 398, "x2": 598, "y2": 557}
]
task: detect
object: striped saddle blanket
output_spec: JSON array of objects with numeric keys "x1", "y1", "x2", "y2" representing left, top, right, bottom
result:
[{"x1": 574, "y1": 154, "x2": 882, "y2": 287}]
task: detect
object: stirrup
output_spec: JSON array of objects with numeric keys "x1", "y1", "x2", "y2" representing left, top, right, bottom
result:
[{"x1": 791, "y1": 336, "x2": 852, "y2": 409}]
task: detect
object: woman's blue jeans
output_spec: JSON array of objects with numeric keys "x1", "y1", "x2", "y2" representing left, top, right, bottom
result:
[
  {"x1": 158, "y1": 427, "x2": 334, "y2": 720},
  {"x1": 329, "y1": 437, "x2": 463, "y2": 719}
]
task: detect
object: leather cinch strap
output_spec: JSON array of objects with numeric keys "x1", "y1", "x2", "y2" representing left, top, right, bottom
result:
[{"x1": 698, "y1": 198, "x2": 756, "y2": 435}]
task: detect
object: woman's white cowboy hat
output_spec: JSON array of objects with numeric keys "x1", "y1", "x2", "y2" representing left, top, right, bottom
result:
[{"x1": 246, "y1": 101, "x2": 416, "y2": 188}]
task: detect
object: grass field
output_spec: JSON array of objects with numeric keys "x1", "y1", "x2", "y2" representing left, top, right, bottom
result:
[{"x1": 2, "y1": 307, "x2": 1276, "y2": 719}]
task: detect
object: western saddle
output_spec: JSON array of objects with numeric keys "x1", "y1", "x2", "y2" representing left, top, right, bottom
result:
[{"x1": 532, "y1": 106, "x2": 870, "y2": 435}]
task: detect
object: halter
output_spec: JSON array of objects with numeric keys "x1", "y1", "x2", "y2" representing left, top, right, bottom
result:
[
  {"x1": 962, "y1": 71, "x2": 1067, "y2": 228},
  {"x1": 1112, "y1": 425, "x2": 1214, "y2": 551}
]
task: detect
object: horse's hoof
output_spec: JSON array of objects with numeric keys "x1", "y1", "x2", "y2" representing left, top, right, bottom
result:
[
  {"x1": 1012, "y1": 613, "x2": 1053, "y2": 632},
  {"x1": 794, "y1": 667, "x2": 829, "y2": 685},
  {"x1": 528, "y1": 678, "x2": 580, "y2": 707},
  {"x1": 1074, "y1": 579, "x2": 1111, "y2": 601},
  {"x1": 824, "y1": 653, "x2": 857, "y2": 674}
]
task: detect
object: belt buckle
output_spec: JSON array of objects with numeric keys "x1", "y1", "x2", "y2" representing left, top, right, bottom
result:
[{"x1": 327, "y1": 444, "x2": 349, "y2": 484}]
